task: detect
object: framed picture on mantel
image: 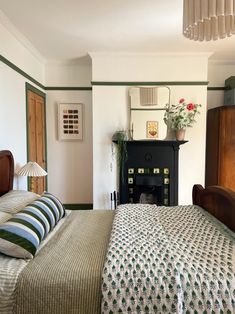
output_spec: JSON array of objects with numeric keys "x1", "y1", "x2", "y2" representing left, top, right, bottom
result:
[
  {"x1": 58, "y1": 103, "x2": 83, "y2": 141},
  {"x1": 146, "y1": 121, "x2": 158, "y2": 139}
]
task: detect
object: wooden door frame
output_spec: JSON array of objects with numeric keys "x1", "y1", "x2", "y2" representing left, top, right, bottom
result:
[{"x1": 25, "y1": 82, "x2": 47, "y2": 191}]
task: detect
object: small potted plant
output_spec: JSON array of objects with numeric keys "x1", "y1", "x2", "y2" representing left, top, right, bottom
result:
[
  {"x1": 112, "y1": 130, "x2": 129, "y2": 183},
  {"x1": 164, "y1": 98, "x2": 201, "y2": 140}
]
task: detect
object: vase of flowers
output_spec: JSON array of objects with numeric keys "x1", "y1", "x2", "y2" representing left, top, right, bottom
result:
[{"x1": 164, "y1": 98, "x2": 201, "y2": 140}]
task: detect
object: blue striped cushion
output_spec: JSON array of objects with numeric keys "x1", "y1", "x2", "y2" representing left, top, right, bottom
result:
[
  {"x1": 0, "y1": 193, "x2": 65, "y2": 259},
  {"x1": 40, "y1": 192, "x2": 65, "y2": 221}
]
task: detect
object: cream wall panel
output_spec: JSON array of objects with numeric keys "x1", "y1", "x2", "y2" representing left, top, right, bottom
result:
[
  {"x1": 0, "y1": 22, "x2": 44, "y2": 84},
  {"x1": 92, "y1": 86, "x2": 129, "y2": 208},
  {"x1": 45, "y1": 62, "x2": 92, "y2": 86},
  {"x1": 91, "y1": 53, "x2": 209, "y2": 81},
  {"x1": 46, "y1": 90, "x2": 93, "y2": 204}
]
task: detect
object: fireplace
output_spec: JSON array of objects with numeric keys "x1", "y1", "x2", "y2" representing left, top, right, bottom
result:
[
  {"x1": 118, "y1": 140, "x2": 187, "y2": 206},
  {"x1": 132, "y1": 173, "x2": 164, "y2": 204}
]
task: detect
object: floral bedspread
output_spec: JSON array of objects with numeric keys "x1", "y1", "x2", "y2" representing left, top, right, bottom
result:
[{"x1": 101, "y1": 204, "x2": 235, "y2": 313}]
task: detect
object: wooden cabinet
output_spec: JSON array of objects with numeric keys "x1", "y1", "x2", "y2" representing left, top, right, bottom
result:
[{"x1": 205, "y1": 106, "x2": 235, "y2": 191}]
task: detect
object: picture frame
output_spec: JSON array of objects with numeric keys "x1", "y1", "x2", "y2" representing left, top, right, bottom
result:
[
  {"x1": 146, "y1": 121, "x2": 158, "y2": 139},
  {"x1": 58, "y1": 103, "x2": 83, "y2": 141}
]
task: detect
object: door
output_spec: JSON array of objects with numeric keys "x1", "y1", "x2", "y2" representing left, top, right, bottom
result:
[{"x1": 26, "y1": 85, "x2": 47, "y2": 194}]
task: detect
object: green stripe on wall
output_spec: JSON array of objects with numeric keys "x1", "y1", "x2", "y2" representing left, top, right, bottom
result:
[
  {"x1": 64, "y1": 203, "x2": 93, "y2": 210},
  {"x1": 0, "y1": 55, "x2": 91, "y2": 91},
  {"x1": 1, "y1": 54, "x2": 228, "y2": 91},
  {"x1": 45, "y1": 86, "x2": 92, "y2": 91},
  {"x1": 207, "y1": 86, "x2": 227, "y2": 91},
  {"x1": 26, "y1": 82, "x2": 46, "y2": 98},
  {"x1": 91, "y1": 81, "x2": 209, "y2": 86},
  {"x1": 0, "y1": 55, "x2": 45, "y2": 90}
]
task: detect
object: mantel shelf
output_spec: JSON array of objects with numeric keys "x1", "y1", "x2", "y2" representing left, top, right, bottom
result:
[{"x1": 112, "y1": 140, "x2": 188, "y2": 146}]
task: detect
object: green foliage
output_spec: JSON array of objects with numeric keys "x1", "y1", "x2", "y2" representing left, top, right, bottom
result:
[
  {"x1": 113, "y1": 131, "x2": 128, "y2": 183},
  {"x1": 164, "y1": 98, "x2": 201, "y2": 130}
]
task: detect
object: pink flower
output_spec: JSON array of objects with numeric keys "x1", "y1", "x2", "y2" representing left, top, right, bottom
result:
[
  {"x1": 179, "y1": 98, "x2": 185, "y2": 103},
  {"x1": 186, "y1": 103, "x2": 195, "y2": 110}
]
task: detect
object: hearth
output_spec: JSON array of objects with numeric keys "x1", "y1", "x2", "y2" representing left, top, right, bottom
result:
[{"x1": 117, "y1": 140, "x2": 187, "y2": 206}]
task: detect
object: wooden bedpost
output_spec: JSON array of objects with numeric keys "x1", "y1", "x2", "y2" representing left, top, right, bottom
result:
[
  {"x1": 0, "y1": 150, "x2": 14, "y2": 196},
  {"x1": 192, "y1": 184, "x2": 204, "y2": 205}
]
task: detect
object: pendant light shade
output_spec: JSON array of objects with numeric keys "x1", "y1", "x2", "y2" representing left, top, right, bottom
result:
[{"x1": 183, "y1": 0, "x2": 235, "y2": 41}]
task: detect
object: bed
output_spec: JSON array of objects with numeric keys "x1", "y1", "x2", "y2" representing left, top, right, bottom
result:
[{"x1": 0, "y1": 150, "x2": 234, "y2": 314}]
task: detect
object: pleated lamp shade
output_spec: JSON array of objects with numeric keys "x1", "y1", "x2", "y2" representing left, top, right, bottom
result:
[
  {"x1": 183, "y1": 0, "x2": 235, "y2": 41},
  {"x1": 17, "y1": 161, "x2": 47, "y2": 177}
]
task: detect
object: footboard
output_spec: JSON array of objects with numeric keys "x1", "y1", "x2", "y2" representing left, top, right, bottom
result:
[{"x1": 193, "y1": 184, "x2": 235, "y2": 232}]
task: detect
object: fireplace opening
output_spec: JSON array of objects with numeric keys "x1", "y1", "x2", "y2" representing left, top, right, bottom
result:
[{"x1": 131, "y1": 174, "x2": 165, "y2": 205}]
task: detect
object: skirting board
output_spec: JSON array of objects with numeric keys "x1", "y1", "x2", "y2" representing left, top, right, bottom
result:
[{"x1": 64, "y1": 203, "x2": 93, "y2": 210}]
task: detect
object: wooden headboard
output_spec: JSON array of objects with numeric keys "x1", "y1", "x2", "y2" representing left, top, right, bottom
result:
[
  {"x1": 193, "y1": 184, "x2": 235, "y2": 232},
  {"x1": 0, "y1": 150, "x2": 14, "y2": 196}
]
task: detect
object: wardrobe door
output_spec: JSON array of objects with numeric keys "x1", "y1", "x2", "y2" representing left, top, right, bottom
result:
[
  {"x1": 218, "y1": 107, "x2": 235, "y2": 190},
  {"x1": 205, "y1": 108, "x2": 220, "y2": 187}
]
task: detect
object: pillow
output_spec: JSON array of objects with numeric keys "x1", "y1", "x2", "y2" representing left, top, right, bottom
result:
[
  {"x1": 0, "y1": 192, "x2": 65, "y2": 259},
  {"x1": 0, "y1": 212, "x2": 12, "y2": 224},
  {"x1": 38, "y1": 192, "x2": 65, "y2": 222},
  {"x1": 0, "y1": 190, "x2": 40, "y2": 214}
]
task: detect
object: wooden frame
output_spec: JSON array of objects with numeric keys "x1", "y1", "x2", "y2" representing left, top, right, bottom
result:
[
  {"x1": 58, "y1": 103, "x2": 83, "y2": 141},
  {"x1": 193, "y1": 184, "x2": 235, "y2": 232},
  {"x1": 26, "y1": 82, "x2": 47, "y2": 193},
  {"x1": 0, "y1": 150, "x2": 14, "y2": 196},
  {"x1": 146, "y1": 121, "x2": 158, "y2": 139}
]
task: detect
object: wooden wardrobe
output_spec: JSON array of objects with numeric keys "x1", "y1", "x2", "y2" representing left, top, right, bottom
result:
[{"x1": 205, "y1": 106, "x2": 235, "y2": 191}]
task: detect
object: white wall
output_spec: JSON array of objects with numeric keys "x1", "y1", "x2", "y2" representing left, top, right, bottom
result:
[
  {"x1": 45, "y1": 62, "x2": 93, "y2": 204},
  {"x1": 46, "y1": 90, "x2": 93, "y2": 203},
  {"x1": 0, "y1": 21, "x2": 45, "y2": 83},
  {"x1": 91, "y1": 53, "x2": 209, "y2": 209},
  {"x1": 92, "y1": 86, "x2": 129, "y2": 208},
  {"x1": 0, "y1": 18, "x2": 93, "y2": 204},
  {"x1": 0, "y1": 20, "x2": 45, "y2": 190},
  {"x1": 207, "y1": 60, "x2": 235, "y2": 109},
  {"x1": 45, "y1": 60, "x2": 91, "y2": 87}
]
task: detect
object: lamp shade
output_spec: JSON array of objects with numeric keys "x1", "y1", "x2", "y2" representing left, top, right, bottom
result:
[
  {"x1": 183, "y1": 0, "x2": 235, "y2": 41},
  {"x1": 17, "y1": 161, "x2": 47, "y2": 177}
]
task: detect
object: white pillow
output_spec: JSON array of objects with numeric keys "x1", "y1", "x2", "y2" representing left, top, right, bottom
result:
[
  {"x1": 0, "y1": 212, "x2": 12, "y2": 224},
  {"x1": 0, "y1": 190, "x2": 40, "y2": 214}
]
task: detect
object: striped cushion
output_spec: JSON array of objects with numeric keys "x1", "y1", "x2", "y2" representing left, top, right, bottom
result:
[
  {"x1": 40, "y1": 192, "x2": 65, "y2": 222},
  {"x1": 0, "y1": 193, "x2": 65, "y2": 259}
]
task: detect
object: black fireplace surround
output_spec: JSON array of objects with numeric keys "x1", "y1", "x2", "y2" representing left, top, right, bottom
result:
[{"x1": 117, "y1": 140, "x2": 187, "y2": 206}]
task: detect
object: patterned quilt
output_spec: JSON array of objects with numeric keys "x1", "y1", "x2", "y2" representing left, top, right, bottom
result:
[{"x1": 101, "y1": 204, "x2": 235, "y2": 313}]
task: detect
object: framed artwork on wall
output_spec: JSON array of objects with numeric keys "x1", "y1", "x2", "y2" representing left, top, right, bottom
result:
[
  {"x1": 146, "y1": 121, "x2": 158, "y2": 139},
  {"x1": 58, "y1": 103, "x2": 83, "y2": 141}
]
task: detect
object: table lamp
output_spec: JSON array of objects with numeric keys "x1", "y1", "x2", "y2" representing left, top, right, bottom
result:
[{"x1": 17, "y1": 161, "x2": 47, "y2": 193}]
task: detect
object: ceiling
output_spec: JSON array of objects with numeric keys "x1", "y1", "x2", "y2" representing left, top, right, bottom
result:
[{"x1": 1, "y1": 0, "x2": 235, "y2": 63}]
